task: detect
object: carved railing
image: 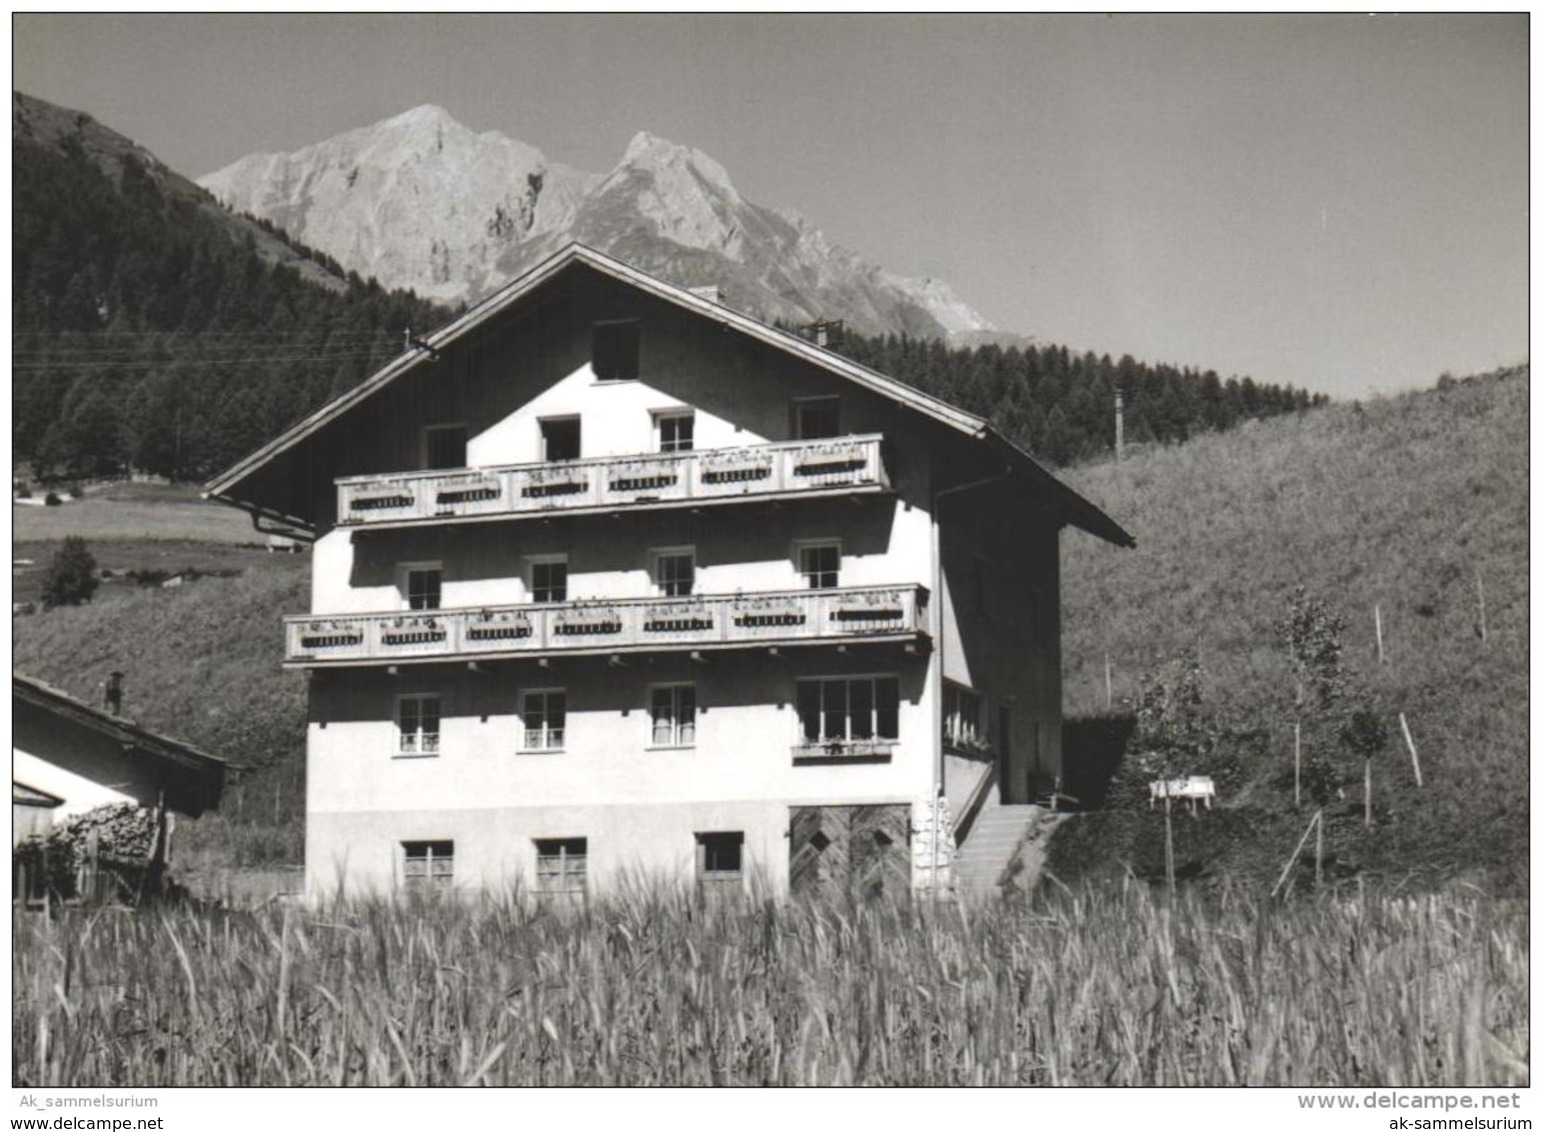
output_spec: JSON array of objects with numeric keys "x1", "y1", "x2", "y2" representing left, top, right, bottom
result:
[
  {"x1": 285, "y1": 584, "x2": 928, "y2": 665},
  {"x1": 335, "y1": 434, "x2": 887, "y2": 526}
]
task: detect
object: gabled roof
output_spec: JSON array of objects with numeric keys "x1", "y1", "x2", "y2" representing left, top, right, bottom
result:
[
  {"x1": 13, "y1": 674, "x2": 229, "y2": 816},
  {"x1": 206, "y1": 242, "x2": 1133, "y2": 547}
]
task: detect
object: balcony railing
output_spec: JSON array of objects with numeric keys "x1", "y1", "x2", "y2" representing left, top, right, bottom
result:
[
  {"x1": 285, "y1": 584, "x2": 929, "y2": 666},
  {"x1": 335, "y1": 434, "x2": 888, "y2": 528}
]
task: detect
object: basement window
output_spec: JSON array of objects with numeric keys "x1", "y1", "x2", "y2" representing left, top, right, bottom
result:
[
  {"x1": 696, "y1": 832, "x2": 744, "y2": 885},
  {"x1": 593, "y1": 321, "x2": 640, "y2": 382},
  {"x1": 535, "y1": 838, "x2": 588, "y2": 899},
  {"x1": 402, "y1": 840, "x2": 454, "y2": 893}
]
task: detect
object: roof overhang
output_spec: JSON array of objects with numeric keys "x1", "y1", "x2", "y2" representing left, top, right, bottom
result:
[{"x1": 205, "y1": 242, "x2": 1133, "y2": 547}]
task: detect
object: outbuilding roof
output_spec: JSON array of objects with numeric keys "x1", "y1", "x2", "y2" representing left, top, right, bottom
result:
[{"x1": 12, "y1": 674, "x2": 229, "y2": 816}]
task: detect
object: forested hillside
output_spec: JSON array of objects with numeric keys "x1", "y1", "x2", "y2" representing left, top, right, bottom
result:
[
  {"x1": 13, "y1": 94, "x2": 448, "y2": 484},
  {"x1": 823, "y1": 327, "x2": 1326, "y2": 466}
]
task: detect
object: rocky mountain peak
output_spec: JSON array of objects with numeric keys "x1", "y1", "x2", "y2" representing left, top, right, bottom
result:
[{"x1": 199, "y1": 105, "x2": 994, "y2": 338}]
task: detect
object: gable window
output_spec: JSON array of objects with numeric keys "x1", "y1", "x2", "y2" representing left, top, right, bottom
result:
[
  {"x1": 400, "y1": 564, "x2": 442, "y2": 611},
  {"x1": 540, "y1": 417, "x2": 582, "y2": 462},
  {"x1": 397, "y1": 694, "x2": 441, "y2": 756},
  {"x1": 424, "y1": 425, "x2": 467, "y2": 470},
  {"x1": 656, "y1": 411, "x2": 695, "y2": 453},
  {"x1": 535, "y1": 837, "x2": 588, "y2": 898},
  {"x1": 528, "y1": 557, "x2": 568, "y2": 603},
  {"x1": 943, "y1": 683, "x2": 988, "y2": 754},
  {"x1": 652, "y1": 548, "x2": 695, "y2": 597},
  {"x1": 796, "y1": 676, "x2": 900, "y2": 747},
  {"x1": 402, "y1": 840, "x2": 454, "y2": 893},
  {"x1": 650, "y1": 684, "x2": 697, "y2": 747},
  {"x1": 793, "y1": 396, "x2": 841, "y2": 440},
  {"x1": 798, "y1": 542, "x2": 841, "y2": 590},
  {"x1": 522, "y1": 690, "x2": 566, "y2": 751},
  {"x1": 592, "y1": 320, "x2": 640, "y2": 383},
  {"x1": 696, "y1": 832, "x2": 744, "y2": 886}
]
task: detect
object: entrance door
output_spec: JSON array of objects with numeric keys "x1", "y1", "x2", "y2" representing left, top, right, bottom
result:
[{"x1": 789, "y1": 804, "x2": 910, "y2": 897}]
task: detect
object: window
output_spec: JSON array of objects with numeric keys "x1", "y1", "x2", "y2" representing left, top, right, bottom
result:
[
  {"x1": 400, "y1": 564, "x2": 442, "y2": 611},
  {"x1": 397, "y1": 694, "x2": 441, "y2": 756},
  {"x1": 650, "y1": 684, "x2": 697, "y2": 747},
  {"x1": 696, "y1": 832, "x2": 744, "y2": 885},
  {"x1": 528, "y1": 557, "x2": 568, "y2": 603},
  {"x1": 424, "y1": 425, "x2": 467, "y2": 470},
  {"x1": 793, "y1": 396, "x2": 841, "y2": 440},
  {"x1": 656, "y1": 411, "x2": 695, "y2": 453},
  {"x1": 652, "y1": 549, "x2": 695, "y2": 597},
  {"x1": 522, "y1": 690, "x2": 566, "y2": 751},
  {"x1": 943, "y1": 683, "x2": 988, "y2": 753},
  {"x1": 796, "y1": 677, "x2": 900, "y2": 746},
  {"x1": 540, "y1": 417, "x2": 582, "y2": 462},
  {"x1": 535, "y1": 837, "x2": 587, "y2": 898},
  {"x1": 402, "y1": 840, "x2": 454, "y2": 892},
  {"x1": 593, "y1": 321, "x2": 640, "y2": 382},
  {"x1": 798, "y1": 542, "x2": 841, "y2": 590}
]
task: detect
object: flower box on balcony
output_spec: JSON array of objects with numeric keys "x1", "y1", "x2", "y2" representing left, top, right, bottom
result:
[
  {"x1": 349, "y1": 488, "x2": 414, "y2": 512},
  {"x1": 943, "y1": 734, "x2": 995, "y2": 758},
  {"x1": 521, "y1": 467, "x2": 589, "y2": 499},
  {"x1": 297, "y1": 620, "x2": 365, "y2": 650},
  {"x1": 642, "y1": 601, "x2": 716, "y2": 635},
  {"x1": 731, "y1": 596, "x2": 807, "y2": 629},
  {"x1": 466, "y1": 609, "x2": 533, "y2": 642},
  {"x1": 552, "y1": 604, "x2": 624, "y2": 637},
  {"x1": 380, "y1": 615, "x2": 446, "y2": 647},
  {"x1": 792, "y1": 738, "x2": 895, "y2": 761},
  {"x1": 607, "y1": 458, "x2": 680, "y2": 495},
  {"x1": 700, "y1": 450, "x2": 773, "y2": 485},
  {"x1": 434, "y1": 479, "x2": 501, "y2": 507},
  {"x1": 829, "y1": 591, "x2": 905, "y2": 625},
  {"x1": 792, "y1": 441, "x2": 868, "y2": 479}
]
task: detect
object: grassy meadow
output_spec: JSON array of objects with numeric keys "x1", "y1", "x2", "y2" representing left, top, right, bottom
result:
[
  {"x1": 12, "y1": 885, "x2": 1528, "y2": 1087},
  {"x1": 1054, "y1": 369, "x2": 1529, "y2": 891}
]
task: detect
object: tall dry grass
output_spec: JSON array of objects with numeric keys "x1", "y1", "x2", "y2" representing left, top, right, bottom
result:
[{"x1": 13, "y1": 885, "x2": 1527, "y2": 1087}]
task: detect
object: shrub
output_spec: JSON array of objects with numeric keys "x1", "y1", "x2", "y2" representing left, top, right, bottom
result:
[
  {"x1": 44, "y1": 491, "x2": 61, "y2": 506},
  {"x1": 67, "y1": 482, "x2": 84, "y2": 499},
  {"x1": 15, "y1": 481, "x2": 31, "y2": 499},
  {"x1": 40, "y1": 535, "x2": 99, "y2": 608}
]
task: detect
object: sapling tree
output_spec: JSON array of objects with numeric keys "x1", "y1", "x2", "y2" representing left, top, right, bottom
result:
[
  {"x1": 1340, "y1": 708, "x2": 1388, "y2": 828},
  {"x1": 1277, "y1": 586, "x2": 1347, "y2": 808}
]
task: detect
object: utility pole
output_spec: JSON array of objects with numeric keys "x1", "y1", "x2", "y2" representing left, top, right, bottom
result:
[{"x1": 1114, "y1": 387, "x2": 1125, "y2": 463}]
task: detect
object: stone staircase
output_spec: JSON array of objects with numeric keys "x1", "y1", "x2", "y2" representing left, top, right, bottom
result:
[{"x1": 952, "y1": 790, "x2": 1066, "y2": 896}]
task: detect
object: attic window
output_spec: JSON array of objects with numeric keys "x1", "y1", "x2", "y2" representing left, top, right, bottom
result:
[
  {"x1": 593, "y1": 321, "x2": 640, "y2": 382},
  {"x1": 793, "y1": 397, "x2": 841, "y2": 440},
  {"x1": 424, "y1": 425, "x2": 467, "y2": 470}
]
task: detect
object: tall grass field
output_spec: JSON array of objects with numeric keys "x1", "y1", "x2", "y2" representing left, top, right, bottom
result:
[{"x1": 12, "y1": 886, "x2": 1527, "y2": 1087}]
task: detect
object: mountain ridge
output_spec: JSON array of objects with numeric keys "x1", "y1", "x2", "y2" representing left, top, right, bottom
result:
[{"x1": 200, "y1": 105, "x2": 992, "y2": 338}]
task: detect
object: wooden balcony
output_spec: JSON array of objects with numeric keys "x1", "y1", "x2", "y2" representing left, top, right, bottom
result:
[
  {"x1": 285, "y1": 584, "x2": 929, "y2": 667},
  {"x1": 335, "y1": 434, "x2": 888, "y2": 529}
]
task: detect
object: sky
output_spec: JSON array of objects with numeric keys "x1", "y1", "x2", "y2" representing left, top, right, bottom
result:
[{"x1": 11, "y1": 13, "x2": 1529, "y2": 398}]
